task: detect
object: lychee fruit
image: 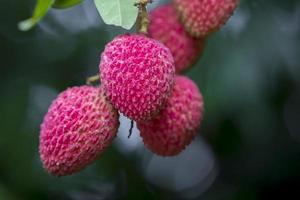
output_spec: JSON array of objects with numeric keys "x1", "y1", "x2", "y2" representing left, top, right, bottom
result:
[
  {"x1": 99, "y1": 34, "x2": 175, "y2": 122},
  {"x1": 173, "y1": 0, "x2": 239, "y2": 38},
  {"x1": 149, "y1": 4, "x2": 205, "y2": 73},
  {"x1": 137, "y1": 75, "x2": 204, "y2": 156},
  {"x1": 39, "y1": 86, "x2": 119, "y2": 176}
]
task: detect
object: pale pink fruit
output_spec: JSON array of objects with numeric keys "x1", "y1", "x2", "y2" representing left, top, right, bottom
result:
[{"x1": 173, "y1": 0, "x2": 239, "y2": 37}]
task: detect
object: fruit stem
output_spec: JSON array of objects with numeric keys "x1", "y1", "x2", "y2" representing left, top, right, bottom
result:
[
  {"x1": 86, "y1": 75, "x2": 100, "y2": 85},
  {"x1": 135, "y1": 0, "x2": 152, "y2": 34},
  {"x1": 128, "y1": 120, "x2": 134, "y2": 138}
]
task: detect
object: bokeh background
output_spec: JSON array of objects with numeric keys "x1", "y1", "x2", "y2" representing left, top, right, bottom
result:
[{"x1": 1, "y1": 0, "x2": 300, "y2": 199}]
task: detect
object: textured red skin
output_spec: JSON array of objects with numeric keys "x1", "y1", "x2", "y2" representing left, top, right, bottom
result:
[
  {"x1": 149, "y1": 4, "x2": 205, "y2": 73},
  {"x1": 173, "y1": 0, "x2": 239, "y2": 37},
  {"x1": 39, "y1": 86, "x2": 119, "y2": 176},
  {"x1": 99, "y1": 34, "x2": 175, "y2": 122},
  {"x1": 137, "y1": 75, "x2": 204, "y2": 156}
]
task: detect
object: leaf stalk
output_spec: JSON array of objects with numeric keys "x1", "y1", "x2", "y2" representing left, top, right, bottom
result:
[{"x1": 135, "y1": 0, "x2": 152, "y2": 34}]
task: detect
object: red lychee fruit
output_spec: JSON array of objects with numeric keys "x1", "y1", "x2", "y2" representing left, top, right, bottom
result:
[
  {"x1": 99, "y1": 34, "x2": 175, "y2": 122},
  {"x1": 173, "y1": 0, "x2": 239, "y2": 37},
  {"x1": 149, "y1": 4, "x2": 205, "y2": 73},
  {"x1": 39, "y1": 86, "x2": 119, "y2": 176},
  {"x1": 137, "y1": 75, "x2": 204, "y2": 156}
]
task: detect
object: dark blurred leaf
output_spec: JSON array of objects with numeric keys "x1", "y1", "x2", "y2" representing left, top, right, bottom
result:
[
  {"x1": 18, "y1": 0, "x2": 54, "y2": 31},
  {"x1": 53, "y1": 0, "x2": 84, "y2": 9}
]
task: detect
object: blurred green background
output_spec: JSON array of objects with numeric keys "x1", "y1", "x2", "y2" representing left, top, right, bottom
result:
[{"x1": 1, "y1": 0, "x2": 300, "y2": 199}]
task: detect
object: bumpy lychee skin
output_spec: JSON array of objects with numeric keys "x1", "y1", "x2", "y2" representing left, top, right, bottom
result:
[
  {"x1": 99, "y1": 34, "x2": 175, "y2": 121},
  {"x1": 39, "y1": 86, "x2": 119, "y2": 176},
  {"x1": 149, "y1": 4, "x2": 205, "y2": 73},
  {"x1": 137, "y1": 75, "x2": 204, "y2": 156},
  {"x1": 173, "y1": 0, "x2": 239, "y2": 38}
]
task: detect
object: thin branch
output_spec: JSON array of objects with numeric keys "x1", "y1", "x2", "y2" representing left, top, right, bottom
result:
[
  {"x1": 135, "y1": 0, "x2": 152, "y2": 34},
  {"x1": 128, "y1": 120, "x2": 134, "y2": 138},
  {"x1": 86, "y1": 75, "x2": 100, "y2": 85}
]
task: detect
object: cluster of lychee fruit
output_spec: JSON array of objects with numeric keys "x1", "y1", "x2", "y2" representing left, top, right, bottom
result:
[{"x1": 39, "y1": 0, "x2": 238, "y2": 176}]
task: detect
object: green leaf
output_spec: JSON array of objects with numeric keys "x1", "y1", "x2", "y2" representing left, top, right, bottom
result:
[
  {"x1": 52, "y1": 0, "x2": 84, "y2": 9},
  {"x1": 94, "y1": 0, "x2": 138, "y2": 30},
  {"x1": 18, "y1": 0, "x2": 55, "y2": 31}
]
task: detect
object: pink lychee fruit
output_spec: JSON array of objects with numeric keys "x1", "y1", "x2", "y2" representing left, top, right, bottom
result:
[
  {"x1": 137, "y1": 75, "x2": 204, "y2": 156},
  {"x1": 99, "y1": 34, "x2": 175, "y2": 122},
  {"x1": 39, "y1": 86, "x2": 119, "y2": 176},
  {"x1": 149, "y1": 4, "x2": 205, "y2": 73},
  {"x1": 173, "y1": 0, "x2": 239, "y2": 38}
]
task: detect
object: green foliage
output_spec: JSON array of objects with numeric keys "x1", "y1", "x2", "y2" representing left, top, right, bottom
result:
[
  {"x1": 94, "y1": 0, "x2": 138, "y2": 30},
  {"x1": 18, "y1": 0, "x2": 138, "y2": 31},
  {"x1": 52, "y1": 0, "x2": 84, "y2": 9},
  {"x1": 18, "y1": 0, "x2": 54, "y2": 31}
]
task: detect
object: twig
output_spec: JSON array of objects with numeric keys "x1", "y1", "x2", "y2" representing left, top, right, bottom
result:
[
  {"x1": 128, "y1": 120, "x2": 134, "y2": 138},
  {"x1": 86, "y1": 75, "x2": 100, "y2": 85},
  {"x1": 135, "y1": 0, "x2": 152, "y2": 34}
]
